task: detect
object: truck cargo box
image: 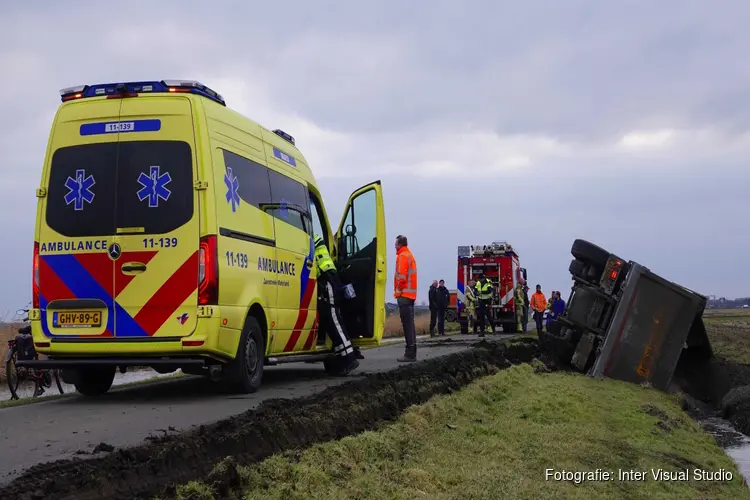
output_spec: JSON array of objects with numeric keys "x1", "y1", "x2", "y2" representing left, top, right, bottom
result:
[
  {"x1": 589, "y1": 262, "x2": 710, "y2": 390},
  {"x1": 553, "y1": 239, "x2": 712, "y2": 391}
]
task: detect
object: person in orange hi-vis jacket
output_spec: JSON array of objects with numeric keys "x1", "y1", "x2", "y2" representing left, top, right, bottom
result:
[
  {"x1": 530, "y1": 284, "x2": 548, "y2": 336},
  {"x1": 394, "y1": 234, "x2": 418, "y2": 362}
]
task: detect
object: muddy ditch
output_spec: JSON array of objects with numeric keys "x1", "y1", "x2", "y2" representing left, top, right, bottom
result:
[{"x1": 0, "y1": 337, "x2": 543, "y2": 500}]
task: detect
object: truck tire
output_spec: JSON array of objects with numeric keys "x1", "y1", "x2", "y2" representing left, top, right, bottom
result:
[
  {"x1": 445, "y1": 309, "x2": 456, "y2": 322},
  {"x1": 73, "y1": 366, "x2": 116, "y2": 397},
  {"x1": 222, "y1": 316, "x2": 264, "y2": 394},
  {"x1": 571, "y1": 239, "x2": 610, "y2": 268},
  {"x1": 569, "y1": 259, "x2": 587, "y2": 280}
]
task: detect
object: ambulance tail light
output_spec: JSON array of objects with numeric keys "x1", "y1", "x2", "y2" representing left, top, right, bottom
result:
[
  {"x1": 32, "y1": 241, "x2": 40, "y2": 309},
  {"x1": 198, "y1": 235, "x2": 218, "y2": 305}
]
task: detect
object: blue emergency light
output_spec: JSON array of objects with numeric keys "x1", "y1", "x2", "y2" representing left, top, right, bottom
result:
[
  {"x1": 272, "y1": 129, "x2": 295, "y2": 146},
  {"x1": 58, "y1": 80, "x2": 226, "y2": 106}
]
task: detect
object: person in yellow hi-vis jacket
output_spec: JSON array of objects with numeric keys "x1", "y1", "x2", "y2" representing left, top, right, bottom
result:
[
  {"x1": 314, "y1": 233, "x2": 361, "y2": 375},
  {"x1": 464, "y1": 279, "x2": 477, "y2": 333},
  {"x1": 515, "y1": 279, "x2": 526, "y2": 332}
]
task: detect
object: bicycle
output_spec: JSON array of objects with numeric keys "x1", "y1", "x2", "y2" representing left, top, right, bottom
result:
[{"x1": 5, "y1": 307, "x2": 64, "y2": 400}]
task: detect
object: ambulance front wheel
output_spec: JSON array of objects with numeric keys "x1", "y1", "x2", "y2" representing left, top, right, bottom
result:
[
  {"x1": 72, "y1": 366, "x2": 116, "y2": 397},
  {"x1": 223, "y1": 316, "x2": 264, "y2": 394}
]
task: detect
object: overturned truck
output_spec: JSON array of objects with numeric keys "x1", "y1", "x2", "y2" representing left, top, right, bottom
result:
[{"x1": 547, "y1": 239, "x2": 713, "y2": 391}]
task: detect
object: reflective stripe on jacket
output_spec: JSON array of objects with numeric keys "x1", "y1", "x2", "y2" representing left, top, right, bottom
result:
[
  {"x1": 394, "y1": 246, "x2": 418, "y2": 300},
  {"x1": 531, "y1": 291, "x2": 547, "y2": 312},
  {"x1": 313, "y1": 235, "x2": 336, "y2": 274},
  {"x1": 478, "y1": 280, "x2": 493, "y2": 300}
]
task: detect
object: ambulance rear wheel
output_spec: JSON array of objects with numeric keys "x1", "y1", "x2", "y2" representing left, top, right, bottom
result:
[
  {"x1": 73, "y1": 366, "x2": 116, "y2": 397},
  {"x1": 223, "y1": 316, "x2": 264, "y2": 394}
]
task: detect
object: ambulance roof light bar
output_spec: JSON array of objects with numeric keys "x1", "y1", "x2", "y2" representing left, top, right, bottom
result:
[
  {"x1": 272, "y1": 129, "x2": 295, "y2": 146},
  {"x1": 59, "y1": 80, "x2": 226, "y2": 106}
]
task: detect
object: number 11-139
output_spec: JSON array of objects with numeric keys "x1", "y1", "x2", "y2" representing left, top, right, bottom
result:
[{"x1": 226, "y1": 251, "x2": 248, "y2": 268}]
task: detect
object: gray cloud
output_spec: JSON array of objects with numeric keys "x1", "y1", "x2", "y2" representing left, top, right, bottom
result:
[{"x1": 0, "y1": 0, "x2": 748, "y2": 313}]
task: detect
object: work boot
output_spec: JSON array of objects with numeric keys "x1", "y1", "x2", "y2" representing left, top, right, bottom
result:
[
  {"x1": 332, "y1": 355, "x2": 359, "y2": 376},
  {"x1": 354, "y1": 347, "x2": 365, "y2": 360},
  {"x1": 397, "y1": 355, "x2": 416, "y2": 363},
  {"x1": 342, "y1": 358, "x2": 359, "y2": 375}
]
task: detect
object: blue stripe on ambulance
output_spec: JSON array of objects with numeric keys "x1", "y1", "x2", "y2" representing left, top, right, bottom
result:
[
  {"x1": 43, "y1": 254, "x2": 149, "y2": 337},
  {"x1": 299, "y1": 236, "x2": 314, "y2": 304}
]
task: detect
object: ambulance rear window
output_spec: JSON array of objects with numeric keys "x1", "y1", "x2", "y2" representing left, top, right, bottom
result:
[
  {"x1": 46, "y1": 143, "x2": 118, "y2": 238},
  {"x1": 116, "y1": 140, "x2": 193, "y2": 234},
  {"x1": 45, "y1": 141, "x2": 194, "y2": 238}
]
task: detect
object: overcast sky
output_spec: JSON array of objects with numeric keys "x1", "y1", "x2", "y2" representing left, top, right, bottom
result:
[{"x1": 0, "y1": 1, "x2": 748, "y2": 316}]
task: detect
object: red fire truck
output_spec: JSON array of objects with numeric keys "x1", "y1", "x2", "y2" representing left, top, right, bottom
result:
[{"x1": 456, "y1": 242, "x2": 527, "y2": 333}]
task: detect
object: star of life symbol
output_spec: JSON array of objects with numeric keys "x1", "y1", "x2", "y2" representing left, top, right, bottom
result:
[
  {"x1": 64, "y1": 169, "x2": 96, "y2": 211},
  {"x1": 224, "y1": 167, "x2": 240, "y2": 212},
  {"x1": 279, "y1": 198, "x2": 289, "y2": 220},
  {"x1": 137, "y1": 165, "x2": 172, "y2": 208}
]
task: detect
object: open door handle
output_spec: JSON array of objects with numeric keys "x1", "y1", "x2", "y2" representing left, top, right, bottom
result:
[{"x1": 121, "y1": 262, "x2": 147, "y2": 273}]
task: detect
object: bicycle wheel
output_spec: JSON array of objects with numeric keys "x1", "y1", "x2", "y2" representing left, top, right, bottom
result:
[
  {"x1": 6, "y1": 353, "x2": 20, "y2": 400},
  {"x1": 53, "y1": 369, "x2": 65, "y2": 395}
]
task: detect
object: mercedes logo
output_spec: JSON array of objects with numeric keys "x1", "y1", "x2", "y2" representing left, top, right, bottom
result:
[{"x1": 108, "y1": 242, "x2": 122, "y2": 260}]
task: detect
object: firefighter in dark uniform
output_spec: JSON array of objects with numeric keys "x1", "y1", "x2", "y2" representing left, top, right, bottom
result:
[
  {"x1": 476, "y1": 274, "x2": 495, "y2": 337},
  {"x1": 314, "y1": 234, "x2": 361, "y2": 375}
]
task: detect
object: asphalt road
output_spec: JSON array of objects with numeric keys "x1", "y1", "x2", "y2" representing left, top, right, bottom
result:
[{"x1": 0, "y1": 335, "x2": 500, "y2": 484}]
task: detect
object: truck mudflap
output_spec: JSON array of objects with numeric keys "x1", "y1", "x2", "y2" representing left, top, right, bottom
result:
[{"x1": 584, "y1": 262, "x2": 711, "y2": 390}]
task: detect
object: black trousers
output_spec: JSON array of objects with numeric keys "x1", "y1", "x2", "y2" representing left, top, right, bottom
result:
[
  {"x1": 436, "y1": 307, "x2": 446, "y2": 334},
  {"x1": 318, "y1": 273, "x2": 355, "y2": 363},
  {"x1": 398, "y1": 297, "x2": 417, "y2": 358},
  {"x1": 477, "y1": 300, "x2": 494, "y2": 332},
  {"x1": 429, "y1": 307, "x2": 438, "y2": 334},
  {"x1": 533, "y1": 311, "x2": 544, "y2": 334}
]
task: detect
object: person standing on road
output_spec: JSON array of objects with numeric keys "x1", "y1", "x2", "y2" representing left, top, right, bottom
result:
[
  {"x1": 522, "y1": 283, "x2": 530, "y2": 332},
  {"x1": 394, "y1": 235, "x2": 419, "y2": 362},
  {"x1": 464, "y1": 279, "x2": 477, "y2": 334},
  {"x1": 547, "y1": 291, "x2": 566, "y2": 334},
  {"x1": 313, "y1": 233, "x2": 360, "y2": 375},
  {"x1": 428, "y1": 280, "x2": 439, "y2": 337},
  {"x1": 436, "y1": 279, "x2": 450, "y2": 336},
  {"x1": 515, "y1": 279, "x2": 526, "y2": 332},
  {"x1": 476, "y1": 274, "x2": 495, "y2": 337},
  {"x1": 530, "y1": 284, "x2": 547, "y2": 336}
]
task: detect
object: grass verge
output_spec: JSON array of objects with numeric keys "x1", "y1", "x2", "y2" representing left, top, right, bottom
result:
[
  {"x1": 706, "y1": 317, "x2": 750, "y2": 366},
  {"x1": 178, "y1": 363, "x2": 748, "y2": 500},
  {"x1": 383, "y1": 312, "x2": 459, "y2": 338}
]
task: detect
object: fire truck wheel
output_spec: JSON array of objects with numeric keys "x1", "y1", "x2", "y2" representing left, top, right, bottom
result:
[
  {"x1": 571, "y1": 239, "x2": 610, "y2": 268},
  {"x1": 458, "y1": 318, "x2": 469, "y2": 334},
  {"x1": 445, "y1": 310, "x2": 456, "y2": 322}
]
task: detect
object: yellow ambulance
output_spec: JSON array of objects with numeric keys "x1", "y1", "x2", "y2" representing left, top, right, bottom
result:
[{"x1": 22, "y1": 80, "x2": 387, "y2": 396}]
